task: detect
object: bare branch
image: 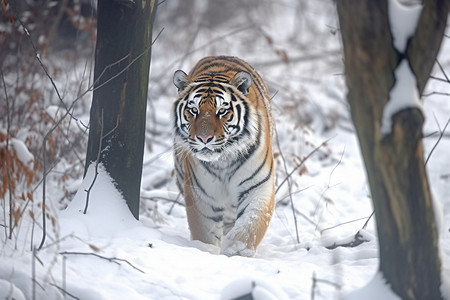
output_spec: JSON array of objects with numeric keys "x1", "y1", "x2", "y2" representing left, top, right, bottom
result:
[
  {"x1": 320, "y1": 215, "x2": 373, "y2": 234},
  {"x1": 313, "y1": 146, "x2": 345, "y2": 232},
  {"x1": 425, "y1": 115, "x2": 450, "y2": 166},
  {"x1": 17, "y1": 19, "x2": 70, "y2": 114},
  {"x1": 362, "y1": 210, "x2": 375, "y2": 229},
  {"x1": 141, "y1": 196, "x2": 185, "y2": 206},
  {"x1": 49, "y1": 283, "x2": 80, "y2": 300},
  {"x1": 276, "y1": 137, "x2": 333, "y2": 195},
  {"x1": 1, "y1": 69, "x2": 13, "y2": 240},
  {"x1": 60, "y1": 251, "x2": 145, "y2": 274},
  {"x1": 274, "y1": 119, "x2": 299, "y2": 244},
  {"x1": 435, "y1": 59, "x2": 449, "y2": 83}
]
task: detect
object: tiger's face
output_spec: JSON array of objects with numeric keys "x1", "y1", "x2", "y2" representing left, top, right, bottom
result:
[{"x1": 173, "y1": 70, "x2": 256, "y2": 162}]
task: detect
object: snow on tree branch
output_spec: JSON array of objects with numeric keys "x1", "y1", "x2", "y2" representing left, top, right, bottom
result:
[{"x1": 381, "y1": 0, "x2": 423, "y2": 135}]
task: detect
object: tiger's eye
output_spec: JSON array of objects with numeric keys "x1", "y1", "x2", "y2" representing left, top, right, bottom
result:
[
  {"x1": 218, "y1": 108, "x2": 226, "y2": 114},
  {"x1": 191, "y1": 107, "x2": 198, "y2": 114}
]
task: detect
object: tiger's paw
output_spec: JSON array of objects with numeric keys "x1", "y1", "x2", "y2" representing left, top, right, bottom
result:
[{"x1": 220, "y1": 240, "x2": 255, "y2": 257}]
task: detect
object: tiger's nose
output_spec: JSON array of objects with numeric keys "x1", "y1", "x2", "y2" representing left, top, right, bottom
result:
[{"x1": 197, "y1": 135, "x2": 213, "y2": 144}]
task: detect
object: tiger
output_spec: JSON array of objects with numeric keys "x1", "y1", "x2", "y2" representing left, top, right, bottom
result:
[{"x1": 172, "y1": 56, "x2": 275, "y2": 257}]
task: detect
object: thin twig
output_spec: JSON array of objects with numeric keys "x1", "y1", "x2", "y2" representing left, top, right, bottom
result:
[
  {"x1": 63, "y1": 255, "x2": 67, "y2": 300},
  {"x1": 362, "y1": 210, "x2": 375, "y2": 229},
  {"x1": 90, "y1": 27, "x2": 165, "y2": 97},
  {"x1": 422, "y1": 91, "x2": 450, "y2": 97},
  {"x1": 32, "y1": 248, "x2": 37, "y2": 300},
  {"x1": 141, "y1": 196, "x2": 185, "y2": 206},
  {"x1": 435, "y1": 59, "x2": 449, "y2": 83},
  {"x1": 311, "y1": 271, "x2": 342, "y2": 300},
  {"x1": 275, "y1": 137, "x2": 333, "y2": 195},
  {"x1": 425, "y1": 115, "x2": 450, "y2": 166},
  {"x1": 153, "y1": 25, "x2": 254, "y2": 85},
  {"x1": 429, "y1": 75, "x2": 450, "y2": 83},
  {"x1": 294, "y1": 208, "x2": 318, "y2": 227},
  {"x1": 277, "y1": 185, "x2": 313, "y2": 206},
  {"x1": 1, "y1": 69, "x2": 13, "y2": 240},
  {"x1": 168, "y1": 193, "x2": 182, "y2": 215},
  {"x1": 313, "y1": 146, "x2": 344, "y2": 231},
  {"x1": 49, "y1": 283, "x2": 80, "y2": 300},
  {"x1": 273, "y1": 100, "x2": 300, "y2": 243},
  {"x1": 60, "y1": 251, "x2": 145, "y2": 274},
  {"x1": 311, "y1": 272, "x2": 316, "y2": 300},
  {"x1": 320, "y1": 215, "x2": 373, "y2": 234},
  {"x1": 18, "y1": 19, "x2": 70, "y2": 113},
  {"x1": 84, "y1": 110, "x2": 104, "y2": 214}
]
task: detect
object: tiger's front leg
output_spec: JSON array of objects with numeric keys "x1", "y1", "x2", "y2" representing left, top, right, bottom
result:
[
  {"x1": 220, "y1": 178, "x2": 275, "y2": 257},
  {"x1": 185, "y1": 200, "x2": 223, "y2": 247},
  {"x1": 182, "y1": 161, "x2": 224, "y2": 248}
]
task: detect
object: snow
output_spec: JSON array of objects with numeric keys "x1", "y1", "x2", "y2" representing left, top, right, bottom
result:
[
  {"x1": 343, "y1": 272, "x2": 401, "y2": 300},
  {"x1": 381, "y1": 0, "x2": 423, "y2": 135},
  {"x1": 9, "y1": 138, "x2": 34, "y2": 166},
  {"x1": 221, "y1": 277, "x2": 289, "y2": 300},
  {"x1": 60, "y1": 163, "x2": 139, "y2": 238},
  {"x1": 388, "y1": 0, "x2": 422, "y2": 53},
  {"x1": 1, "y1": 1, "x2": 450, "y2": 299},
  {"x1": 381, "y1": 59, "x2": 422, "y2": 135},
  {"x1": 0, "y1": 279, "x2": 26, "y2": 300}
]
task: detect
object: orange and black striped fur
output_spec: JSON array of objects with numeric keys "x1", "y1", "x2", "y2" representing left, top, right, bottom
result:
[{"x1": 172, "y1": 56, "x2": 275, "y2": 256}]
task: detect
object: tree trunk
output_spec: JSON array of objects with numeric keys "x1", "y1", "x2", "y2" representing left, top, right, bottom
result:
[
  {"x1": 85, "y1": 0, "x2": 157, "y2": 219},
  {"x1": 336, "y1": 0, "x2": 448, "y2": 299}
]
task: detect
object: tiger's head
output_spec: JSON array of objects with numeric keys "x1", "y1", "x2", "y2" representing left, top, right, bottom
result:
[{"x1": 172, "y1": 70, "x2": 258, "y2": 162}]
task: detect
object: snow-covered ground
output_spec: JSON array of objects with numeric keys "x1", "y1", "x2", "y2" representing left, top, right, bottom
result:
[{"x1": 1, "y1": 1, "x2": 450, "y2": 299}]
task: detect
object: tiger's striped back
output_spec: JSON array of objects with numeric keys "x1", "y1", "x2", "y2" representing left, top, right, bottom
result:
[{"x1": 172, "y1": 56, "x2": 275, "y2": 257}]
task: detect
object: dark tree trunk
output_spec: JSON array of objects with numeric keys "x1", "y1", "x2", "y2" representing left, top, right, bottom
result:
[
  {"x1": 85, "y1": 0, "x2": 157, "y2": 219},
  {"x1": 336, "y1": 0, "x2": 448, "y2": 299}
]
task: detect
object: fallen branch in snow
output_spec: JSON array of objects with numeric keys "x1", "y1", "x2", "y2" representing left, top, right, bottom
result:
[
  {"x1": 325, "y1": 230, "x2": 371, "y2": 250},
  {"x1": 60, "y1": 251, "x2": 145, "y2": 274},
  {"x1": 422, "y1": 91, "x2": 450, "y2": 97},
  {"x1": 322, "y1": 211, "x2": 374, "y2": 250}
]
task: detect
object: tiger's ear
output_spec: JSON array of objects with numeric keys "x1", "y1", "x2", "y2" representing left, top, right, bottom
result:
[
  {"x1": 173, "y1": 70, "x2": 189, "y2": 93},
  {"x1": 231, "y1": 71, "x2": 252, "y2": 96}
]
